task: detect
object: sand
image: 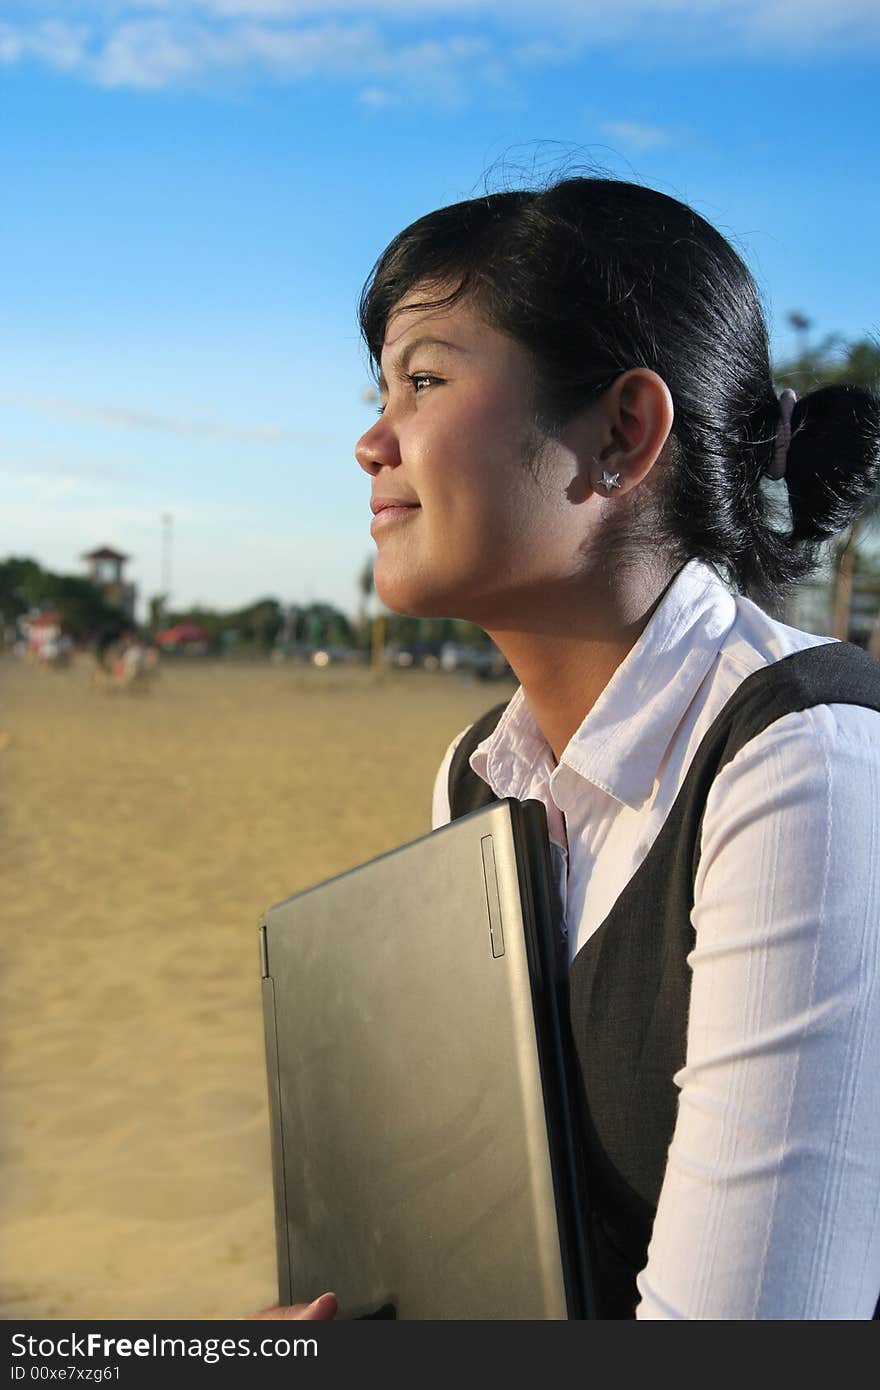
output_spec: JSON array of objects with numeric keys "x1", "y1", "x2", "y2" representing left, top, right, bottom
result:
[{"x1": 0, "y1": 652, "x2": 515, "y2": 1321}]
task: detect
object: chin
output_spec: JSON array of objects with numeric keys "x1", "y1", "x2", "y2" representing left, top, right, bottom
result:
[
  {"x1": 374, "y1": 547, "x2": 501, "y2": 622},
  {"x1": 374, "y1": 567, "x2": 461, "y2": 620},
  {"x1": 375, "y1": 587, "x2": 449, "y2": 620}
]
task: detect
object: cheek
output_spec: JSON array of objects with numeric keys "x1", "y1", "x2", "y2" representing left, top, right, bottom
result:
[{"x1": 420, "y1": 412, "x2": 540, "y2": 517}]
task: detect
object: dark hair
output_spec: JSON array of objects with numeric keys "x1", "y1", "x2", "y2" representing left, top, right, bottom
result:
[{"x1": 359, "y1": 178, "x2": 880, "y2": 608}]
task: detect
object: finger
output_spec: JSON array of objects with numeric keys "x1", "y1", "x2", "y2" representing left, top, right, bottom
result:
[{"x1": 246, "y1": 1292, "x2": 338, "y2": 1321}]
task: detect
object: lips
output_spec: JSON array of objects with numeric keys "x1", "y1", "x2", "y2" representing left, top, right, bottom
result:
[
  {"x1": 369, "y1": 498, "x2": 420, "y2": 535},
  {"x1": 370, "y1": 497, "x2": 420, "y2": 515}
]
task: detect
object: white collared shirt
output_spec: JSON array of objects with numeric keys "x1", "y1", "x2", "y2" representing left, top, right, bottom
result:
[{"x1": 431, "y1": 559, "x2": 880, "y2": 1319}]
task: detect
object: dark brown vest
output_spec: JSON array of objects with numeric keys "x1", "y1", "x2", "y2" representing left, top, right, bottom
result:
[{"x1": 448, "y1": 641, "x2": 880, "y2": 1318}]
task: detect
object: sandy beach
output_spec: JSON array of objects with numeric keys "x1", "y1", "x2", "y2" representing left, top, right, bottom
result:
[{"x1": 0, "y1": 652, "x2": 514, "y2": 1321}]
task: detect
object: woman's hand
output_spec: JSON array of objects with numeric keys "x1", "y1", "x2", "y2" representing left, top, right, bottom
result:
[{"x1": 246, "y1": 1292, "x2": 338, "y2": 1320}]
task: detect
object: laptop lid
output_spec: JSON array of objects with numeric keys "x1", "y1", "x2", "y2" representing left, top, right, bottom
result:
[{"x1": 260, "y1": 797, "x2": 592, "y2": 1320}]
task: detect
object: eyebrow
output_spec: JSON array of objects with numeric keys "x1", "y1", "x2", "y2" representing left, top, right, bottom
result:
[{"x1": 378, "y1": 336, "x2": 468, "y2": 392}]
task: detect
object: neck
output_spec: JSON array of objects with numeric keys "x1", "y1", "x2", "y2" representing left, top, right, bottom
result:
[{"x1": 483, "y1": 568, "x2": 676, "y2": 762}]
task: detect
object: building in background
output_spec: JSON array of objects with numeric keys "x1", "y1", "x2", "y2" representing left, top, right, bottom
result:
[{"x1": 82, "y1": 546, "x2": 136, "y2": 622}]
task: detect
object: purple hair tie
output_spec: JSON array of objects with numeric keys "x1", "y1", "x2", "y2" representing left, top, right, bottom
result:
[{"x1": 768, "y1": 387, "x2": 797, "y2": 480}]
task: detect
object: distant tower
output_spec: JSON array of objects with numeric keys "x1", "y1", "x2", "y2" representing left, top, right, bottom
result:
[{"x1": 82, "y1": 545, "x2": 137, "y2": 621}]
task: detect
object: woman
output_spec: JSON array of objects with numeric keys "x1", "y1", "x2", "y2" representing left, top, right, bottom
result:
[{"x1": 260, "y1": 175, "x2": 880, "y2": 1320}]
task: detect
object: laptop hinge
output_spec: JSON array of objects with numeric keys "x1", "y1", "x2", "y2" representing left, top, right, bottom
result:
[{"x1": 259, "y1": 921, "x2": 269, "y2": 978}]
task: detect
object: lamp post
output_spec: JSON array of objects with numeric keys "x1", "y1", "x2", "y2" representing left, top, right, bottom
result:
[
  {"x1": 160, "y1": 513, "x2": 173, "y2": 624},
  {"x1": 787, "y1": 311, "x2": 811, "y2": 366}
]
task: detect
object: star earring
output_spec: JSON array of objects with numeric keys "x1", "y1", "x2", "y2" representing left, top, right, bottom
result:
[{"x1": 600, "y1": 469, "x2": 621, "y2": 491}]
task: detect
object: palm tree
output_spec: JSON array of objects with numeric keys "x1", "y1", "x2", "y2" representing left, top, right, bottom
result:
[
  {"x1": 831, "y1": 524, "x2": 860, "y2": 641},
  {"x1": 787, "y1": 311, "x2": 812, "y2": 363},
  {"x1": 357, "y1": 554, "x2": 386, "y2": 671},
  {"x1": 357, "y1": 555, "x2": 374, "y2": 647}
]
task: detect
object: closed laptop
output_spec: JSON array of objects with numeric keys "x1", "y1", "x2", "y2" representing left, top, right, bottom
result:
[{"x1": 260, "y1": 797, "x2": 592, "y2": 1319}]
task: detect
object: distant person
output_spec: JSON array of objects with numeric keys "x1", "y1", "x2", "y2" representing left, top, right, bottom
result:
[
  {"x1": 257, "y1": 176, "x2": 880, "y2": 1320},
  {"x1": 55, "y1": 632, "x2": 74, "y2": 668},
  {"x1": 121, "y1": 635, "x2": 145, "y2": 680},
  {"x1": 95, "y1": 626, "x2": 125, "y2": 673}
]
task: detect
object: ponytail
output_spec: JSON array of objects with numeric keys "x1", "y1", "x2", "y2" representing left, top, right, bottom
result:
[{"x1": 785, "y1": 384, "x2": 880, "y2": 545}]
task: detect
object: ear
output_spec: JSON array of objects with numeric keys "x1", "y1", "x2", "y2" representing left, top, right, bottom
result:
[{"x1": 592, "y1": 369, "x2": 674, "y2": 496}]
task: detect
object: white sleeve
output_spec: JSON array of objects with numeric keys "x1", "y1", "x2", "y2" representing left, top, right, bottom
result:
[
  {"x1": 636, "y1": 704, "x2": 880, "y2": 1319},
  {"x1": 431, "y1": 727, "x2": 471, "y2": 829}
]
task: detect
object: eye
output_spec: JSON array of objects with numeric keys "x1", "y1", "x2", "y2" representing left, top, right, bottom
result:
[
  {"x1": 376, "y1": 373, "x2": 443, "y2": 416},
  {"x1": 410, "y1": 373, "x2": 443, "y2": 394}
]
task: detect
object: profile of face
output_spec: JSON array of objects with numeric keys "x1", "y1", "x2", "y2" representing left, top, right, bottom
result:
[{"x1": 354, "y1": 289, "x2": 614, "y2": 627}]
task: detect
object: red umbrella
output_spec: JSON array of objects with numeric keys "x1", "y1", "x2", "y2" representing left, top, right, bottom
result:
[{"x1": 155, "y1": 623, "x2": 212, "y2": 645}]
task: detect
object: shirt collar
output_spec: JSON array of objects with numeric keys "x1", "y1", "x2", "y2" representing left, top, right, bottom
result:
[{"x1": 471, "y1": 560, "x2": 738, "y2": 810}]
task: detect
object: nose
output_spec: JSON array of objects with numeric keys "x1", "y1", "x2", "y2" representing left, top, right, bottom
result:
[{"x1": 355, "y1": 415, "x2": 400, "y2": 476}]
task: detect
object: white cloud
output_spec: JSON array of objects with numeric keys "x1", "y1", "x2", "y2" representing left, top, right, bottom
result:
[
  {"x1": 510, "y1": 38, "x2": 573, "y2": 67},
  {"x1": 0, "y1": 448, "x2": 134, "y2": 487},
  {"x1": 0, "y1": 3, "x2": 877, "y2": 98},
  {"x1": 1, "y1": 394, "x2": 321, "y2": 445},
  {"x1": 90, "y1": 0, "x2": 880, "y2": 31},
  {"x1": 3, "y1": 471, "x2": 86, "y2": 507},
  {"x1": 0, "y1": 19, "x2": 89, "y2": 70},
  {"x1": 93, "y1": 20, "x2": 207, "y2": 88},
  {"x1": 601, "y1": 120, "x2": 672, "y2": 150},
  {"x1": 0, "y1": 12, "x2": 499, "y2": 99},
  {"x1": 357, "y1": 85, "x2": 398, "y2": 109}
]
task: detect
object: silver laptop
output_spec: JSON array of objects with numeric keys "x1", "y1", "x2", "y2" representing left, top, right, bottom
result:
[{"x1": 259, "y1": 797, "x2": 593, "y2": 1319}]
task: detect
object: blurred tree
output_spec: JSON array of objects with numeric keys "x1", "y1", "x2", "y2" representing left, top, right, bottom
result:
[
  {"x1": 776, "y1": 334, "x2": 880, "y2": 393},
  {"x1": 382, "y1": 612, "x2": 502, "y2": 652},
  {"x1": 0, "y1": 556, "x2": 127, "y2": 641},
  {"x1": 298, "y1": 602, "x2": 353, "y2": 648},
  {"x1": 774, "y1": 333, "x2": 880, "y2": 640},
  {"x1": 163, "y1": 598, "x2": 287, "y2": 652},
  {"x1": 50, "y1": 574, "x2": 131, "y2": 641},
  {"x1": 147, "y1": 594, "x2": 167, "y2": 633},
  {"x1": 0, "y1": 557, "x2": 45, "y2": 625},
  {"x1": 165, "y1": 605, "x2": 223, "y2": 637},
  {"x1": 357, "y1": 555, "x2": 374, "y2": 650},
  {"x1": 235, "y1": 598, "x2": 283, "y2": 650},
  {"x1": 1, "y1": 557, "x2": 360, "y2": 656}
]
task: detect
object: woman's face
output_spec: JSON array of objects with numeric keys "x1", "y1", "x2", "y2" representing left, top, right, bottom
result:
[{"x1": 355, "y1": 288, "x2": 605, "y2": 624}]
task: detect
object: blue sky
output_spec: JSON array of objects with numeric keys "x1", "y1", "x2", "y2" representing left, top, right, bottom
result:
[{"x1": 2, "y1": 1, "x2": 878, "y2": 620}]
